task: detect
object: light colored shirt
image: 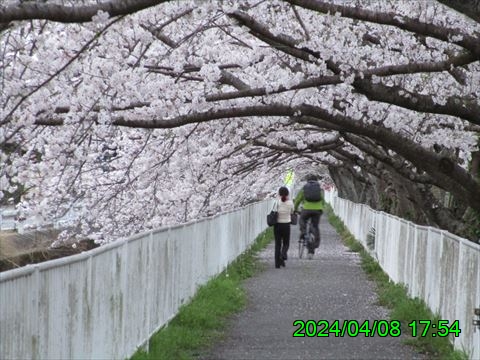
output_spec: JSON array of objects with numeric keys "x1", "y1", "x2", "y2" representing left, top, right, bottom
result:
[{"x1": 276, "y1": 198, "x2": 294, "y2": 223}]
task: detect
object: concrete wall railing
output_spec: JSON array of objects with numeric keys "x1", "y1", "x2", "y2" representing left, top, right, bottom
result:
[
  {"x1": 0, "y1": 200, "x2": 272, "y2": 360},
  {"x1": 325, "y1": 190, "x2": 480, "y2": 359}
]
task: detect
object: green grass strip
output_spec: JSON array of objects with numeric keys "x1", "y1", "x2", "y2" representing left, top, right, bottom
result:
[
  {"x1": 131, "y1": 228, "x2": 273, "y2": 360},
  {"x1": 326, "y1": 205, "x2": 468, "y2": 360}
]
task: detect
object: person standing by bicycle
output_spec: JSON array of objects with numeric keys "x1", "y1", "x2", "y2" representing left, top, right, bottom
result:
[{"x1": 294, "y1": 174, "x2": 324, "y2": 258}]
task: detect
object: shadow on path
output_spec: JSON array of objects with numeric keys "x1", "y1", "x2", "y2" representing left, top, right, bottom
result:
[{"x1": 201, "y1": 216, "x2": 424, "y2": 359}]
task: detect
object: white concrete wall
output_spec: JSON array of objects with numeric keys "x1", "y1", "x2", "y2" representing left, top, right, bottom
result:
[
  {"x1": 325, "y1": 190, "x2": 480, "y2": 360},
  {"x1": 0, "y1": 200, "x2": 272, "y2": 359}
]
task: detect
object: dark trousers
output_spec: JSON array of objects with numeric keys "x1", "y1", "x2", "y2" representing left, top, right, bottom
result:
[
  {"x1": 299, "y1": 209, "x2": 322, "y2": 253},
  {"x1": 274, "y1": 223, "x2": 290, "y2": 267}
]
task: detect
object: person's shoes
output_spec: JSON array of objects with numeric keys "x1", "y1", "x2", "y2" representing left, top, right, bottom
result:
[{"x1": 307, "y1": 253, "x2": 313, "y2": 260}]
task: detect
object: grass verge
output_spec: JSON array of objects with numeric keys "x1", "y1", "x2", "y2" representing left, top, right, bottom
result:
[
  {"x1": 131, "y1": 227, "x2": 273, "y2": 360},
  {"x1": 326, "y1": 205, "x2": 468, "y2": 360}
]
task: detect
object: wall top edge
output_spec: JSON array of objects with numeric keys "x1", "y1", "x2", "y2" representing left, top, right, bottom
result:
[
  {"x1": 0, "y1": 199, "x2": 271, "y2": 280},
  {"x1": 327, "y1": 191, "x2": 480, "y2": 251}
]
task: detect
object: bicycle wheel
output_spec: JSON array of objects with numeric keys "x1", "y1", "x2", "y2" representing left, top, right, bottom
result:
[
  {"x1": 298, "y1": 236, "x2": 305, "y2": 259},
  {"x1": 307, "y1": 232, "x2": 315, "y2": 259}
]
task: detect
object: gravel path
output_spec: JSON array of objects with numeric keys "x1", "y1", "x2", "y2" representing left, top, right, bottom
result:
[{"x1": 201, "y1": 216, "x2": 424, "y2": 360}]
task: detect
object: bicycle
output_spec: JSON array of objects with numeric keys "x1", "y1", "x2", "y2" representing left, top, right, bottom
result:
[{"x1": 298, "y1": 217, "x2": 315, "y2": 259}]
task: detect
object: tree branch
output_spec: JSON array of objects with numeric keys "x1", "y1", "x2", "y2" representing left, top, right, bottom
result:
[
  {"x1": 323, "y1": 58, "x2": 480, "y2": 125},
  {"x1": 1, "y1": 16, "x2": 123, "y2": 127},
  {"x1": 342, "y1": 133, "x2": 437, "y2": 185},
  {"x1": 112, "y1": 104, "x2": 296, "y2": 128},
  {"x1": 217, "y1": 11, "x2": 479, "y2": 124},
  {"x1": 33, "y1": 102, "x2": 480, "y2": 212},
  {"x1": 291, "y1": 5, "x2": 311, "y2": 41},
  {"x1": 227, "y1": 11, "x2": 316, "y2": 62},
  {"x1": 352, "y1": 80, "x2": 480, "y2": 125},
  {"x1": 297, "y1": 104, "x2": 480, "y2": 210},
  {"x1": 437, "y1": 0, "x2": 480, "y2": 24},
  {"x1": 206, "y1": 53, "x2": 476, "y2": 112},
  {"x1": 252, "y1": 135, "x2": 341, "y2": 154},
  {"x1": 287, "y1": 0, "x2": 480, "y2": 59},
  {"x1": 0, "y1": 0, "x2": 167, "y2": 23}
]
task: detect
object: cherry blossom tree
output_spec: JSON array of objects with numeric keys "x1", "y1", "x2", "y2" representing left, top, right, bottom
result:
[{"x1": 1, "y1": 0, "x2": 479, "y2": 243}]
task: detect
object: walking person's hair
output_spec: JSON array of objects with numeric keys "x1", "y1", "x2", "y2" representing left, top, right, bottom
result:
[{"x1": 279, "y1": 186, "x2": 289, "y2": 202}]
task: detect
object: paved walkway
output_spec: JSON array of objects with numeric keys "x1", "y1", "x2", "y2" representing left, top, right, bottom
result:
[{"x1": 202, "y1": 216, "x2": 424, "y2": 359}]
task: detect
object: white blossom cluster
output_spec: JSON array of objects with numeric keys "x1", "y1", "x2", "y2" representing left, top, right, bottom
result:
[{"x1": 0, "y1": 0, "x2": 478, "y2": 243}]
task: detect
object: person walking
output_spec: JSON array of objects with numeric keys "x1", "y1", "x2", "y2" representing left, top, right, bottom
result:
[
  {"x1": 274, "y1": 186, "x2": 295, "y2": 268},
  {"x1": 294, "y1": 174, "x2": 324, "y2": 259}
]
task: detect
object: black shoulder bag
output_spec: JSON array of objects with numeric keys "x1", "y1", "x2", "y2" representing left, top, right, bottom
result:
[{"x1": 266, "y1": 201, "x2": 278, "y2": 226}]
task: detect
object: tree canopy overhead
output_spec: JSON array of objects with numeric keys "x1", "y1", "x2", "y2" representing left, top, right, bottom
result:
[{"x1": 1, "y1": 0, "x2": 479, "y2": 243}]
